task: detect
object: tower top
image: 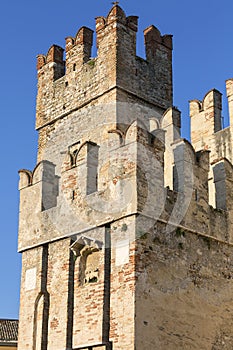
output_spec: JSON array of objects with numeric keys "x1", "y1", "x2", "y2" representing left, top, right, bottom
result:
[{"x1": 35, "y1": 5, "x2": 173, "y2": 130}]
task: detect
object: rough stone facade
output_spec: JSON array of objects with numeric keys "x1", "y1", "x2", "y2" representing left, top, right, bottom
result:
[{"x1": 18, "y1": 5, "x2": 233, "y2": 350}]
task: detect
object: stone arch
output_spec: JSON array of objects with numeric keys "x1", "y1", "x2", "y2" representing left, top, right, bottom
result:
[
  {"x1": 33, "y1": 291, "x2": 49, "y2": 350},
  {"x1": 32, "y1": 161, "x2": 44, "y2": 185},
  {"x1": 71, "y1": 235, "x2": 103, "y2": 285},
  {"x1": 149, "y1": 118, "x2": 160, "y2": 132},
  {"x1": 74, "y1": 141, "x2": 89, "y2": 165},
  {"x1": 125, "y1": 120, "x2": 138, "y2": 144},
  {"x1": 106, "y1": 5, "x2": 127, "y2": 25},
  {"x1": 18, "y1": 169, "x2": 32, "y2": 189},
  {"x1": 33, "y1": 293, "x2": 44, "y2": 350},
  {"x1": 189, "y1": 99, "x2": 202, "y2": 117},
  {"x1": 108, "y1": 129, "x2": 125, "y2": 147}
]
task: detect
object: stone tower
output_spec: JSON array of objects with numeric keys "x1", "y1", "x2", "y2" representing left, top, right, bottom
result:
[{"x1": 18, "y1": 5, "x2": 233, "y2": 350}]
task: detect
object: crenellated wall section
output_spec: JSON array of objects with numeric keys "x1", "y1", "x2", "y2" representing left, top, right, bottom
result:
[
  {"x1": 35, "y1": 5, "x2": 173, "y2": 162},
  {"x1": 17, "y1": 5, "x2": 233, "y2": 350},
  {"x1": 190, "y1": 79, "x2": 233, "y2": 210},
  {"x1": 18, "y1": 119, "x2": 233, "y2": 250}
]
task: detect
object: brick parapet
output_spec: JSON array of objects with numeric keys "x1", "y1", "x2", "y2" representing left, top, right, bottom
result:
[
  {"x1": 18, "y1": 121, "x2": 233, "y2": 252},
  {"x1": 35, "y1": 5, "x2": 172, "y2": 131},
  {"x1": 18, "y1": 4, "x2": 233, "y2": 350}
]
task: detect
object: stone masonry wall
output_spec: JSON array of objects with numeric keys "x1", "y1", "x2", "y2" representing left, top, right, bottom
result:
[
  {"x1": 17, "y1": 4, "x2": 233, "y2": 350},
  {"x1": 36, "y1": 6, "x2": 172, "y2": 134},
  {"x1": 135, "y1": 218, "x2": 233, "y2": 349},
  {"x1": 18, "y1": 246, "x2": 46, "y2": 350}
]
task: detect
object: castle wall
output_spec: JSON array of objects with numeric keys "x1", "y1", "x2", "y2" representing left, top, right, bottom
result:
[
  {"x1": 36, "y1": 6, "x2": 173, "y2": 158},
  {"x1": 18, "y1": 247, "x2": 46, "y2": 350},
  {"x1": 72, "y1": 227, "x2": 106, "y2": 347},
  {"x1": 17, "y1": 4, "x2": 233, "y2": 350},
  {"x1": 108, "y1": 216, "x2": 137, "y2": 350},
  {"x1": 135, "y1": 218, "x2": 233, "y2": 349},
  {"x1": 190, "y1": 88, "x2": 233, "y2": 164},
  {"x1": 47, "y1": 239, "x2": 72, "y2": 349}
]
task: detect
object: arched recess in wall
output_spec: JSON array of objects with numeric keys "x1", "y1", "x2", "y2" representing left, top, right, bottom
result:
[
  {"x1": 74, "y1": 141, "x2": 100, "y2": 195},
  {"x1": 79, "y1": 246, "x2": 101, "y2": 284},
  {"x1": 108, "y1": 129, "x2": 125, "y2": 148},
  {"x1": 149, "y1": 118, "x2": 160, "y2": 133},
  {"x1": 33, "y1": 292, "x2": 49, "y2": 350},
  {"x1": 33, "y1": 293, "x2": 44, "y2": 350},
  {"x1": 125, "y1": 120, "x2": 138, "y2": 144},
  {"x1": 71, "y1": 236, "x2": 103, "y2": 285}
]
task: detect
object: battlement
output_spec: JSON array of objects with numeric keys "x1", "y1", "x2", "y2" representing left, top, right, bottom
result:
[
  {"x1": 35, "y1": 5, "x2": 173, "y2": 132},
  {"x1": 18, "y1": 6, "x2": 233, "y2": 350},
  {"x1": 23, "y1": 4, "x2": 233, "y2": 249},
  {"x1": 18, "y1": 115, "x2": 233, "y2": 252},
  {"x1": 190, "y1": 89, "x2": 222, "y2": 137},
  {"x1": 37, "y1": 45, "x2": 64, "y2": 70},
  {"x1": 144, "y1": 25, "x2": 172, "y2": 60},
  {"x1": 190, "y1": 81, "x2": 233, "y2": 165},
  {"x1": 189, "y1": 80, "x2": 233, "y2": 222},
  {"x1": 226, "y1": 78, "x2": 233, "y2": 125},
  {"x1": 95, "y1": 5, "x2": 138, "y2": 36}
]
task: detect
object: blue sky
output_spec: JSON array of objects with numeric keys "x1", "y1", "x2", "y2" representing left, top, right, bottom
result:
[{"x1": 0, "y1": 0, "x2": 233, "y2": 319}]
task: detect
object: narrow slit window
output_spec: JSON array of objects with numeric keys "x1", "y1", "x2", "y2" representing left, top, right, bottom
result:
[{"x1": 86, "y1": 143, "x2": 99, "y2": 195}]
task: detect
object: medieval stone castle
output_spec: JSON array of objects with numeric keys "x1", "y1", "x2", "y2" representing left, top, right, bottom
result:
[{"x1": 17, "y1": 4, "x2": 233, "y2": 350}]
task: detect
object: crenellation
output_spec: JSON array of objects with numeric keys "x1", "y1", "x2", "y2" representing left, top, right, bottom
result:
[
  {"x1": 162, "y1": 107, "x2": 181, "y2": 189},
  {"x1": 213, "y1": 158, "x2": 233, "y2": 211},
  {"x1": 172, "y1": 138, "x2": 196, "y2": 193},
  {"x1": 226, "y1": 78, "x2": 233, "y2": 126},
  {"x1": 144, "y1": 25, "x2": 173, "y2": 60},
  {"x1": 189, "y1": 99, "x2": 201, "y2": 117},
  {"x1": 18, "y1": 5, "x2": 233, "y2": 350},
  {"x1": 37, "y1": 45, "x2": 65, "y2": 80},
  {"x1": 46, "y1": 45, "x2": 64, "y2": 65},
  {"x1": 190, "y1": 89, "x2": 223, "y2": 154},
  {"x1": 37, "y1": 54, "x2": 46, "y2": 71},
  {"x1": 18, "y1": 169, "x2": 32, "y2": 190},
  {"x1": 196, "y1": 149, "x2": 210, "y2": 171},
  {"x1": 35, "y1": 5, "x2": 172, "y2": 133},
  {"x1": 162, "y1": 107, "x2": 181, "y2": 141},
  {"x1": 65, "y1": 26, "x2": 94, "y2": 72},
  {"x1": 95, "y1": 17, "x2": 106, "y2": 35},
  {"x1": 105, "y1": 4, "x2": 126, "y2": 26},
  {"x1": 95, "y1": 6, "x2": 138, "y2": 54},
  {"x1": 193, "y1": 150, "x2": 210, "y2": 208},
  {"x1": 190, "y1": 84, "x2": 233, "y2": 218},
  {"x1": 126, "y1": 16, "x2": 138, "y2": 32}
]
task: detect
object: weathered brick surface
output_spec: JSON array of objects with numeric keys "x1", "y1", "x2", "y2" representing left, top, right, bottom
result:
[
  {"x1": 73, "y1": 227, "x2": 105, "y2": 347},
  {"x1": 46, "y1": 239, "x2": 71, "y2": 349},
  {"x1": 17, "y1": 247, "x2": 44, "y2": 350},
  {"x1": 135, "y1": 218, "x2": 233, "y2": 349},
  {"x1": 109, "y1": 217, "x2": 136, "y2": 350},
  {"x1": 17, "y1": 4, "x2": 233, "y2": 350}
]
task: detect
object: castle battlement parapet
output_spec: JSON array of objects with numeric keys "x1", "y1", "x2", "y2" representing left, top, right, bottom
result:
[
  {"x1": 17, "y1": 5, "x2": 233, "y2": 350},
  {"x1": 190, "y1": 83, "x2": 233, "y2": 163},
  {"x1": 190, "y1": 81, "x2": 233, "y2": 212},
  {"x1": 35, "y1": 5, "x2": 173, "y2": 136}
]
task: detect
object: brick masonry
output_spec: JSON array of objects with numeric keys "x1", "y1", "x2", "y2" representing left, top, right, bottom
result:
[{"x1": 17, "y1": 4, "x2": 233, "y2": 350}]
